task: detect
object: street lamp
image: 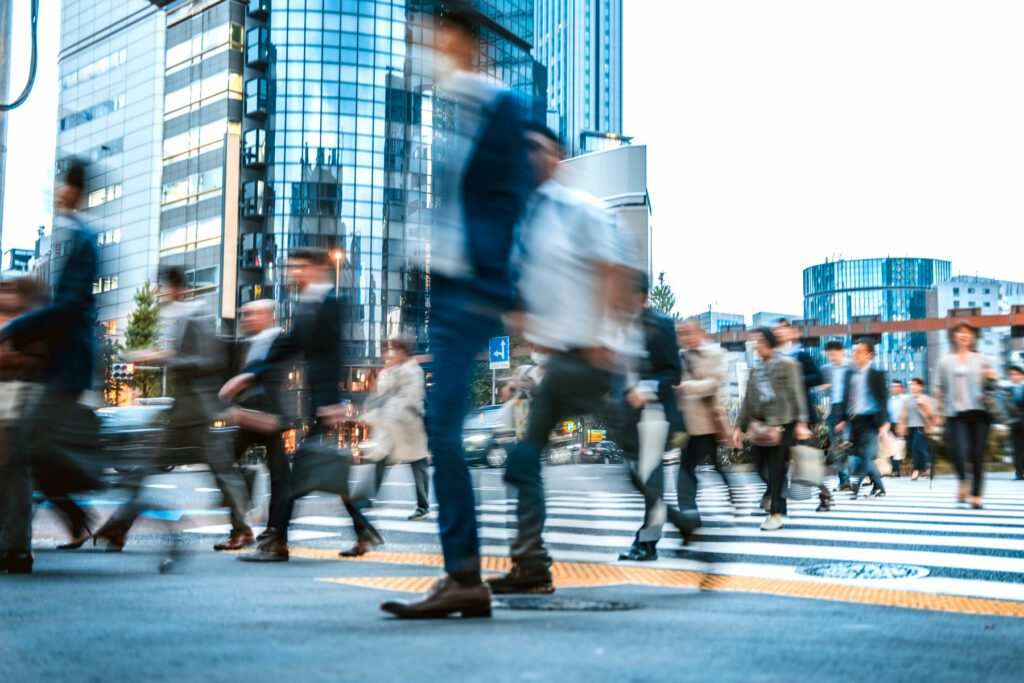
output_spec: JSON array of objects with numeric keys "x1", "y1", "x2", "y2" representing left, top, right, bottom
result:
[{"x1": 331, "y1": 249, "x2": 343, "y2": 296}]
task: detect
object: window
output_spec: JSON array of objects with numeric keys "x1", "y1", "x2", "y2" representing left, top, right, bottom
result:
[
  {"x1": 242, "y1": 180, "x2": 269, "y2": 217},
  {"x1": 968, "y1": 288, "x2": 975, "y2": 294},
  {"x1": 101, "y1": 320, "x2": 117, "y2": 336},
  {"x1": 245, "y1": 78, "x2": 268, "y2": 119},
  {"x1": 97, "y1": 228, "x2": 121, "y2": 246},
  {"x1": 61, "y1": 48, "x2": 127, "y2": 89},
  {"x1": 954, "y1": 299, "x2": 960, "y2": 308},
  {"x1": 983, "y1": 288, "x2": 991, "y2": 294},
  {"x1": 87, "y1": 184, "x2": 123, "y2": 208},
  {"x1": 246, "y1": 26, "x2": 269, "y2": 67},
  {"x1": 230, "y1": 23, "x2": 245, "y2": 51},
  {"x1": 953, "y1": 287, "x2": 959, "y2": 295},
  {"x1": 243, "y1": 128, "x2": 266, "y2": 167},
  {"x1": 59, "y1": 95, "x2": 126, "y2": 131},
  {"x1": 93, "y1": 276, "x2": 119, "y2": 294}
]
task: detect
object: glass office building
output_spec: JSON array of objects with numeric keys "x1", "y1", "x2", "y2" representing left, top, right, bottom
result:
[
  {"x1": 534, "y1": 0, "x2": 622, "y2": 156},
  {"x1": 803, "y1": 257, "x2": 952, "y2": 382},
  {"x1": 247, "y1": 0, "x2": 538, "y2": 391}
]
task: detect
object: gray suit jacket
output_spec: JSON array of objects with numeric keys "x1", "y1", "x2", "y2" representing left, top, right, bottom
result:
[{"x1": 738, "y1": 355, "x2": 808, "y2": 430}]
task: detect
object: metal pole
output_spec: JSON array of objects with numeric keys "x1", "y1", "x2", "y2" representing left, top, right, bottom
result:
[
  {"x1": 0, "y1": 0, "x2": 14, "y2": 246},
  {"x1": 491, "y1": 368, "x2": 496, "y2": 405}
]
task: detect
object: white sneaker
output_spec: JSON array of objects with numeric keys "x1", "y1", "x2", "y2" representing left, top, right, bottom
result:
[{"x1": 760, "y1": 516, "x2": 783, "y2": 531}]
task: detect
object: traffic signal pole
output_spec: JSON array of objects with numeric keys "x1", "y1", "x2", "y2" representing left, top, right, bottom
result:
[{"x1": 0, "y1": 0, "x2": 13, "y2": 244}]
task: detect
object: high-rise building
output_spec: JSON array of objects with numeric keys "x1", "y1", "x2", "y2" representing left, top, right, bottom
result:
[
  {"x1": 803, "y1": 257, "x2": 952, "y2": 383},
  {"x1": 55, "y1": 0, "x2": 167, "y2": 339},
  {"x1": 688, "y1": 310, "x2": 744, "y2": 333},
  {"x1": 534, "y1": 0, "x2": 622, "y2": 156},
  {"x1": 751, "y1": 311, "x2": 800, "y2": 329},
  {"x1": 926, "y1": 275, "x2": 1024, "y2": 380}
]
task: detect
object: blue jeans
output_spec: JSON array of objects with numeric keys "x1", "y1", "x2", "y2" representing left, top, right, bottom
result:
[
  {"x1": 425, "y1": 277, "x2": 501, "y2": 579},
  {"x1": 848, "y1": 416, "x2": 885, "y2": 493},
  {"x1": 907, "y1": 427, "x2": 931, "y2": 472}
]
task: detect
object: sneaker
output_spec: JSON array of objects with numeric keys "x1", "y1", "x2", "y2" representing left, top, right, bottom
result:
[
  {"x1": 760, "y1": 516, "x2": 783, "y2": 531},
  {"x1": 869, "y1": 488, "x2": 886, "y2": 498},
  {"x1": 407, "y1": 508, "x2": 430, "y2": 521},
  {"x1": 486, "y1": 563, "x2": 555, "y2": 595}
]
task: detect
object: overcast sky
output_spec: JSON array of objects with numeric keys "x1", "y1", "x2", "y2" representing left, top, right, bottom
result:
[
  {"x1": 1, "y1": 0, "x2": 59, "y2": 257},
  {"x1": 624, "y1": 1, "x2": 1024, "y2": 318},
  {"x1": 3, "y1": 2, "x2": 1022, "y2": 318}
]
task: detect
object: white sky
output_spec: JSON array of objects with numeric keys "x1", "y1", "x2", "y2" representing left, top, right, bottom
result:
[
  {"x1": 624, "y1": 1, "x2": 1024, "y2": 319},
  {"x1": 1, "y1": 0, "x2": 59, "y2": 255},
  {"x1": 3, "y1": 1, "x2": 1022, "y2": 319}
]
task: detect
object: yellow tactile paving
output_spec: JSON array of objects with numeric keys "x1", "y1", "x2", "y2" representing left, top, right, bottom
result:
[{"x1": 287, "y1": 547, "x2": 1024, "y2": 619}]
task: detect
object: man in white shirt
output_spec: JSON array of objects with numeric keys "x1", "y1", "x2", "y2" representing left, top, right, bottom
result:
[{"x1": 486, "y1": 122, "x2": 628, "y2": 595}]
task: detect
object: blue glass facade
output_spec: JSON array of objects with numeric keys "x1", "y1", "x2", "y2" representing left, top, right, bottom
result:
[
  {"x1": 237, "y1": 0, "x2": 536, "y2": 391},
  {"x1": 803, "y1": 257, "x2": 952, "y2": 381}
]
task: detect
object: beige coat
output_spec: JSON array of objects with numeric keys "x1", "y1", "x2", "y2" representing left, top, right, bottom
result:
[
  {"x1": 679, "y1": 342, "x2": 726, "y2": 436},
  {"x1": 364, "y1": 359, "x2": 429, "y2": 464}
]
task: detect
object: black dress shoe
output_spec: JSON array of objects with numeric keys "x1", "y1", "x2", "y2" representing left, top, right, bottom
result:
[
  {"x1": 381, "y1": 576, "x2": 492, "y2": 619},
  {"x1": 0, "y1": 551, "x2": 33, "y2": 574},
  {"x1": 238, "y1": 540, "x2": 289, "y2": 562},
  {"x1": 869, "y1": 488, "x2": 886, "y2": 498},
  {"x1": 486, "y1": 563, "x2": 555, "y2": 595},
  {"x1": 815, "y1": 499, "x2": 832, "y2": 512},
  {"x1": 618, "y1": 541, "x2": 658, "y2": 562},
  {"x1": 407, "y1": 508, "x2": 430, "y2": 521}
]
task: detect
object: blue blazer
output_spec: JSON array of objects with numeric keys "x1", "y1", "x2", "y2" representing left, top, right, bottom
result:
[
  {"x1": 0, "y1": 218, "x2": 97, "y2": 392},
  {"x1": 460, "y1": 92, "x2": 533, "y2": 307}
]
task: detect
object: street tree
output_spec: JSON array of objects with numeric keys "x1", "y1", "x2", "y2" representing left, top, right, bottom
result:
[
  {"x1": 124, "y1": 280, "x2": 162, "y2": 398},
  {"x1": 649, "y1": 271, "x2": 679, "y2": 319}
]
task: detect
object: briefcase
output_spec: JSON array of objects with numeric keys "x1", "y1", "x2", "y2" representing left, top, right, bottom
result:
[{"x1": 289, "y1": 439, "x2": 354, "y2": 499}]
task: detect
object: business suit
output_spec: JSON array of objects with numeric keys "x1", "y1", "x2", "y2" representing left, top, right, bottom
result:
[
  {"x1": 246, "y1": 285, "x2": 343, "y2": 547},
  {"x1": 788, "y1": 347, "x2": 824, "y2": 426},
  {"x1": 100, "y1": 303, "x2": 252, "y2": 541},
  {"x1": 0, "y1": 216, "x2": 97, "y2": 562},
  {"x1": 839, "y1": 365, "x2": 889, "y2": 495},
  {"x1": 613, "y1": 309, "x2": 685, "y2": 551}
]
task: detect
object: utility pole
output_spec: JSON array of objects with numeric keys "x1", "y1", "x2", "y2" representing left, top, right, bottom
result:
[{"x1": 0, "y1": 0, "x2": 14, "y2": 249}]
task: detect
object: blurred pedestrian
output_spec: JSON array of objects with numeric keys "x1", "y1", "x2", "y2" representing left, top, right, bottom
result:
[
  {"x1": 935, "y1": 322, "x2": 997, "y2": 508},
  {"x1": 897, "y1": 378, "x2": 935, "y2": 480},
  {"x1": 673, "y1": 318, "x2": 729, "y2": 531},
  {"x1": 484, "y1": 122, "x2": 625, "y2": 593},
  {"x1": 222, "y1": 247, "x2": 345, "y2": 562},
  {"x1": 340, "y1": 334, "x2": 430, "y2": 557},
  {"x1": 381, "y1": 9, "x2": 532, "y2": 619},
  {"x1": 1007, "y1": 365, "x2": 1024, "y2": 481},
  {"x1": 886, "y1": 380, "x2": 908, "y2": 477},
  {"x1": 820, "y1": 340, "x2": 852, "y2": 491},
  {"x1": 776, "y1": 320, "x2": 831, "y2": 511},
  {"x1": 835, "y1": 338, "x2": 888, "y2": 500},
  {"x1": 94, "y1": 267, "x2": 251, "y2": 551},
  {"x1": 0, "y1": 159, "x2": 99, "y2": 574},
  {"x1": 614, "y1": 273, "x2": 687, "y2": 562},
  {"x1": 222, "y1": 299, "x2": 284, "y2": 547},
  {"x1": 733, "y1": 328, "x2": 811, "y2": 531}
]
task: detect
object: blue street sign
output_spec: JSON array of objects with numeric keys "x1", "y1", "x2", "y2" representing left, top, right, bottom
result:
[{"x1": 489, "y1": 336, "x2": 510, "y2": 370}]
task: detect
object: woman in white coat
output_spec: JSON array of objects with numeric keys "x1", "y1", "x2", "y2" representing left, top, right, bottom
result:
[{"x1": 340, "y1": 335, "x2": 431, "y2": 557}]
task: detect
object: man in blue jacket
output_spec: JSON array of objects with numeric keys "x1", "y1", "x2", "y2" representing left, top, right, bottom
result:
[
  {"x1": 0, "y1": 159, "x2": 98, "y2": 575},
  {"x1": 381, "y1": 8, "x2": 532, "y2": 618}
]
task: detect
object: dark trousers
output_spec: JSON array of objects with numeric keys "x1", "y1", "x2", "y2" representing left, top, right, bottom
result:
[
  {"x1": 343, "y1": 458, "x2": 430, "y2": 541},
  {"x1": 1011, "y1": 424, "x2": 1024, "y2": 479},
  {"x1": 234, "y1": 428, "x2": 287, "y2": 532},
  {"x1": 848, "y1": 416, "x2": 885, "y2": 493},
  {"x1": 505, "y1": 352, "x2": 611, "y2": 569},
  {"x1": 751, "y1": 424, "x2": 795, "y2": 515},
  {"x1": 104, "y1": 417, "x2": 250, "y2": 536},
  {"x1": 425, "y1": 278, "x2": 500, "y2": 579},
  {"x1": 948, "y1": 410, "x2": 990, "y2": 497},
  {"x1": 0, "y1": 391, "x2": 86, "y2": 554},
  {"x1": 677, "y1": 433, "x2": 720, "y2": 530},
  {"x1": 907, "y1": 427, "x2": 931, "y2": 472}
]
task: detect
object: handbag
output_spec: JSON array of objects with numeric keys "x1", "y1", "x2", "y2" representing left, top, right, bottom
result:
[
  {"x1": 981, "y1": 380, "x2": 1009, "y2": 424},
  {"x1": 748, "y1": 419, "x2": 782, "y2": 447},
  {"x1": 704, "y1": 397, "x2": 732, "y2": 444}
]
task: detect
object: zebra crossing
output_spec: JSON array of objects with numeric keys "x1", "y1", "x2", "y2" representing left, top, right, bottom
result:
[{"x1": 185, "y1": 470, "x2": 1024, "y2": 603}]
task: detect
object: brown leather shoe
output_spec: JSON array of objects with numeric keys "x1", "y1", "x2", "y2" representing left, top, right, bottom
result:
[
  {"x1": 339, "y1": 532, "x2": 383, "y2": 557},
  {"x1": 256, "y1": 527, "x2": 278, "y2": 543},
  {"x1": 237, "y1": 539, "x2": 289, "y2": 562},
  {"x1": 214, "y1": 530, "x2": 255, "y2": 551},
  {"x1": 381, "y1": 576, "x2": 492, "y2": 619}
]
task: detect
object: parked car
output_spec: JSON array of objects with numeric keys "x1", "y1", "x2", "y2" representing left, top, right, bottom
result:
[{"x1": 463, "y1": 405, "x2": 515, "y2": 468}]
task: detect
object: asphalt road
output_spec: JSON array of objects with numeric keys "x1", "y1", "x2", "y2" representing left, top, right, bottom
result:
[{"x1": 3, "y1": 464, "x2": 1024, "y2": 682}]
